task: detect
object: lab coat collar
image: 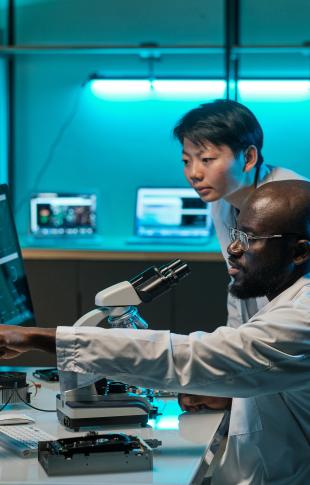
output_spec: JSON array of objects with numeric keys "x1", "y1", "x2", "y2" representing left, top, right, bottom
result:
[{"x1": 250, "y1": 273, "x2": 310, "y2": 320}]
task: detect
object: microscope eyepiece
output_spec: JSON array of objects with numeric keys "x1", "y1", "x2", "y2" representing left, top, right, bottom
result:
[{"x1": 130, "y1": 259, "x2": 190, "y2": 303}]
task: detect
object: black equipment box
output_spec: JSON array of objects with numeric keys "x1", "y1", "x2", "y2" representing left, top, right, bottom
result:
[{"x1": 38, "y1": 432, "x2": 153, "y2": 476}]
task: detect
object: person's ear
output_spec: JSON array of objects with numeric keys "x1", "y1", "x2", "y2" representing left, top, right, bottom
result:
[
  {"x1": 243, "y1": 145, "x2": 258, "y2": 172},
  {"x1": 293, "y1": 240, "x2": 310, "y2": 265}
]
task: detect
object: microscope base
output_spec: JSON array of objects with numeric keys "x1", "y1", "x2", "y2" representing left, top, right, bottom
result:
[{"x1": 56, "y1": 394, "x2": 151, "y2": 431}]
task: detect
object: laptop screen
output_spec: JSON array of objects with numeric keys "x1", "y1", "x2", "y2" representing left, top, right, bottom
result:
[
  {"x1": 30, "y1": 193, "x2": 97, "y2": 236},
  {"x1": 135, "y1": 187, "x2": 212, "y2": 238},
  {"x1": 0, "y1": 184, "x2": 36, "y2": 326}
]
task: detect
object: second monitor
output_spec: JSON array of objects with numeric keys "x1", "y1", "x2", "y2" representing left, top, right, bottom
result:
[
  {"x1": 132, "y1": 187, "x2": 212, "y2": 242},
  {"x1": 30, "y1": 193, "x2": 97, "y2": 237}
]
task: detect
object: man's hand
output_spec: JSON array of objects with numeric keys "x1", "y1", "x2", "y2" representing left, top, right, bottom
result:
[
  {"x1": 0, "y1": 325, "x2": 56, "y2": 359},
  {"x1": 178, "y1": 393, "x2": 231, "y2": 412}
]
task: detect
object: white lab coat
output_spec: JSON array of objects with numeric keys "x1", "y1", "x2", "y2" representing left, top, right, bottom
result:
[
  {"x1": 211, "y1": 163, "x2": 306, "y2": 328},
  {"x1": 57, "y1": 274, "x2": 310, "y2": 484}
]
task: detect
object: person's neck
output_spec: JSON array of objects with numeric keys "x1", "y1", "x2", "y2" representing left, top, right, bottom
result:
[
  {"x1": 266, "y1": 268, "x2": 307, "y2": 301},
  {"x1": 224, "y1": 177, "x2": 256, "y2": 210}
]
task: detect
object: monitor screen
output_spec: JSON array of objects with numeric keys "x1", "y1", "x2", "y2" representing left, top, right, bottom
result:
[
  {"x1": 135, "y1": 187, "x2": 212, "y2": 238},
  {"x1": 0, "y1": 184, "x2": 36, "y2": 326},
  {"x1": 30, "y1": 193, "x2": 97, "y2": 236}
]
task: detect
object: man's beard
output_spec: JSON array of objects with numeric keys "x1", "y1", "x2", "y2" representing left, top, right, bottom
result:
[{"x1": 229, "y1": 261, "x2": 286, "y2": 300}]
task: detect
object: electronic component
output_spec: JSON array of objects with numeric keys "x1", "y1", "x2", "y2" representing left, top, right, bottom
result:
[
  {"x1": 33, "y1": 368, "x2": 59, "y2": 382},
  {"x1": 153, "y1": 389, "x2": 178, "y2": 398},
  {"x1": 38, "y1": 432, "x2": 154, "y2": 476},
  {"x1": 56, "y1": 380, "x2": 158, "y2": 431},
  {"x1": 0, "y1": 372, "x2": 30, "y2": 405},
  {"x1": 0, "y1": 424, "x2": 55, "y2": 457}
]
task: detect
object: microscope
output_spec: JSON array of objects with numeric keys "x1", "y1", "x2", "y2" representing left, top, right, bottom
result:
[{"x1": 56, "y1": 259, "x2": 190, "y2": 431}]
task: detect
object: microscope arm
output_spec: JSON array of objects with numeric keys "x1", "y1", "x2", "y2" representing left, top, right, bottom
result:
[
  {"x1": 73, "y1": 281, "x2": 143, "y2": 328},
  {"x1": 73, "y1": 308, "x2": 111, "y2": 327}
]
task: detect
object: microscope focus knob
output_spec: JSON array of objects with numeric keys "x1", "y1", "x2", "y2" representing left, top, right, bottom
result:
[{"x1": 107, "y1": 381, "x2": 128, "y2": 394}]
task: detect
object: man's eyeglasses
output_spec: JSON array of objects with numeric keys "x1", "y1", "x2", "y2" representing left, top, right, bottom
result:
[{"x1": 229, "y1": 227, "x2": 299, "y2": 251}]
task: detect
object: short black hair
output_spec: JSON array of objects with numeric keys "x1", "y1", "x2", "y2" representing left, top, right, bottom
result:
[{"x1": 173, "y1": 99, "x2": 264, "y2": 167}]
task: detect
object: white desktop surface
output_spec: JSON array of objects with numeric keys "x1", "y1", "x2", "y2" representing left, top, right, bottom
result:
[{"x1": 0, "y1": 368, "x2": 224, "y2": 485}]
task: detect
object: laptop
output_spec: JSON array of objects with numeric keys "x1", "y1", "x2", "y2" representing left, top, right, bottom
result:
[
  {"x1": 28, "y1": 192, "x2": 101, "y2": 246},
  {"x1": 127, "y1": 187, "x2": 213, "y2": 246}
]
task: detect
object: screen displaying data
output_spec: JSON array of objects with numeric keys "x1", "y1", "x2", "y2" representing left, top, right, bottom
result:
[
  {"x1": 0, "y1": 186, "x2": 35, "y2": 326},
  {"x1": 30, "y1": 193, "x2": 97, "y2": 236},
  {"x1": 135, "y1": 187, "x2": 212, "y2": 239}
]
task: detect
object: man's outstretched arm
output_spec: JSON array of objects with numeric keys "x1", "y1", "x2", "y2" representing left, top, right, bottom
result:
[{"x1": 0, "y1": 325, "x2": 56, "y2": 359}]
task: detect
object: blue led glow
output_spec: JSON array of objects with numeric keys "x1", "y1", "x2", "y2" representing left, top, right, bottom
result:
[
  {"x1": 238, "y1": 80, "x2": 310, "y2": 101},
  {"x1": 89, "y1": 79, "x2": 226, "y2": 99},
  {"x1": 152, "y1": 80, "x2": 226, "y2": 98},
  {"x1": 148, "y1": 416, "x2": 179, "y2": 430},
  {"x1": 89, "y1": 79, "x2": 310, "y2": 101},
  {"x1": 90, "y1": 79, "x2": 152, "y2": 99}
]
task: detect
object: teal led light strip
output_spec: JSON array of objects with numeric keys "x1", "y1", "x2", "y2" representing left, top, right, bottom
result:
[
  {"x1": 238, "y1": 80, "x2": 310, "y2": 100},
  {"x1": 89, "y1": 79, "x2": 310, "y2": 100}
]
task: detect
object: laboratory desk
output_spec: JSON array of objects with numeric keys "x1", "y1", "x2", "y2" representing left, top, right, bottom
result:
[{"x1": 0, "y1": 368, "x2": 225, "y2": 485}]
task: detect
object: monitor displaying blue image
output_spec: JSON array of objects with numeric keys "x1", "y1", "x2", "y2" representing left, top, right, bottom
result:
[
  {"x1": 135, "y1": 187, "x2": 212, "y2": 239},
  {"x1": 30, "y1": 193, "x2": 97, "y2": 236}
]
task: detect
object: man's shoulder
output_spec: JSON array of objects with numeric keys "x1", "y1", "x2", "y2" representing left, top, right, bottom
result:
[
  {"x1": 262, "y1": 165, "x2": 308, "y2": 184},
  {"x1": 291, "y1": 277, "x2": 310, "y2": 308},
  {"x1": 256, "y1": 275, "x2": 310, "y2": 319}
]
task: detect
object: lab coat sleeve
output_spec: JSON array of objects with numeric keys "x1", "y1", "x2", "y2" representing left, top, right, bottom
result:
[{"x1": 56, "y1": 299, "x2": 310, "y2": 398}]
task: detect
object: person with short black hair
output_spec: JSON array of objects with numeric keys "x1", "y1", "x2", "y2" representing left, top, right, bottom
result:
[
  {"x1": 174, "y1": 99, "x2": 305, "y2": 328},
  {"x1": 173, "y1": 99, "x2": 307, "y2": 413}
]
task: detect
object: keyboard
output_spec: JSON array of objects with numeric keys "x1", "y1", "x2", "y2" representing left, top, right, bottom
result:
[{"x1": 0, "y1": 424, "x2": 55, "y2": 457}]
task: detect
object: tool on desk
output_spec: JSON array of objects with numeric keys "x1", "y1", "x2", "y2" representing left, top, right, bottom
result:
[
  {"x1": 33, "y1": 368, "x2": 59, "y2": 382},
  {"x1": 57, "y1": 259, "x2": 190, "y2": 430},
  {"x1": 57, "y1": 380, "x2": 158, "y2": 430},
  {"x1": 38, "y1": 432, "x2": 157, "y2": 476},
  {"x1": 0, "y1": 424, "x2": 56, "y2": 457},
  {"x1": 0, "y1": 413, "x2": 35, "y2": 425}
]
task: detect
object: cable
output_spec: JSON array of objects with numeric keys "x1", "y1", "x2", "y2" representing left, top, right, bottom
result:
[
  {"x1": 14, "y1": 389, "x2": 56, "y2": 412},
  {"x1": 0, "y1": 389, "x2": 56, "y2": 413},
  {"x1": 15, "y1": 78, "x2": 89, "y2": 214}
]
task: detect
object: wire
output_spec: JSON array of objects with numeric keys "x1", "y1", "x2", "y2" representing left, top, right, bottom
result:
[
  {"x1": 0, "y1": 389, "x2": 56, "y2": 413},
  {"x1": 14, "y1": 389, "x2": 56, "y2": 412},
  {"x1": 28, "y1": 380, "x2": 41, "y2": 398},
  {"x1": 15, "y1": 78, "x2": 88, "y2": 214}
]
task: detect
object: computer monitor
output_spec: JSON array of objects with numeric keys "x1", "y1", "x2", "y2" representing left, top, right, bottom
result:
[
  {"x1": 134, "y1": 187, "x2": 212, "y2": 239},
  {"x1": 0, "y1": 184, "x2": 36, "y2": 326},
  {"x1": 30, "y1": 193, "x2": 97, "y2": 237}
]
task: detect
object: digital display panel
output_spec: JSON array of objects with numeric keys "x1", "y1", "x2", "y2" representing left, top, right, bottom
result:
[
  {"x1": 135, "y1": 187, "x2": 212, "y2": 239},
  {"x1": 0, "y1": 185, "x2": 36, "y2": 326},
  {"x1": 30, "y1": 193, "x2": 97, "y2": 236}
]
